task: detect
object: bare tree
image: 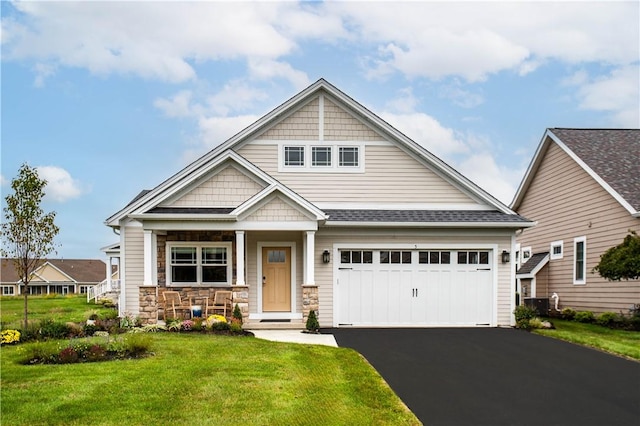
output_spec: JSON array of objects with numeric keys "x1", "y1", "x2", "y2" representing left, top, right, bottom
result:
[{"x1": 1, "y1": 163, "x2": 59, "y2": 330}]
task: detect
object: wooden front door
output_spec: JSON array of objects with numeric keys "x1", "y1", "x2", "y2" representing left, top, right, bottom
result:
[{"x1": 262, "y1": 247, "x2": 291, "y2": 312}]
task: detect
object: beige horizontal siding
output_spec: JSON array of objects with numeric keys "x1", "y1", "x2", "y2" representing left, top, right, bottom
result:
[
  {"x1": 168, "y1": 166, "x2": 264, "y2": 207},
  {"x1": 123, "y1": 225, "x2": 144, "y2": 315},
  {"x1": 516, "y1": 141, "x2": 640, "y2": 313},
  {"x1": 236, "y1": 144, "x2": 475, "y2": 205}
]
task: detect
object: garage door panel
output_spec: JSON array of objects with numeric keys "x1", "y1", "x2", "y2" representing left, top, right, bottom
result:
[{"x1": 337, "y1": 249, "x2": 494, "y2": 327}]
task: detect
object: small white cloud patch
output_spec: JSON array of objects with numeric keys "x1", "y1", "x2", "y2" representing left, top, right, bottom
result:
[{"x1": 35, "y1": 166, "x2": 85, "y2": 202}]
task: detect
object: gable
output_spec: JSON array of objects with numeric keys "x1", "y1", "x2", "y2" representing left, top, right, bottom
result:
[
  {"x1": 241, "y1": 194, "x2": 314, "y2": 222},
  {"x1": 32, "y1": 263, "x2": 73, "y2": 283},
  {"x1": 164, "y1": 165, "x2": 265, "y2": 208}
]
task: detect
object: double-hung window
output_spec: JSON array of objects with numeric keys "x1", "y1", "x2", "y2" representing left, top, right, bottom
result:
[
  {"x1": 574, "y1": 236, "x2": 586, "y2": 284},
  {"x1": 168, "y1": 243, "x2": 232, "y2": 286}
]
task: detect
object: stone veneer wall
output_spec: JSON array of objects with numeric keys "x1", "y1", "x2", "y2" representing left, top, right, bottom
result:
[
  {"x1": 140, "y1": 286, "x2": 243, "y2": 324},
  {"x1": 302, "y1": 285, "x2": 319, "y2": 323}
]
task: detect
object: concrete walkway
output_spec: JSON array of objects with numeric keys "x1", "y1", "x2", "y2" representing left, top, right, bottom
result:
[{"x1": 249, "y1": 329, "x2": 338, "y2": 347}]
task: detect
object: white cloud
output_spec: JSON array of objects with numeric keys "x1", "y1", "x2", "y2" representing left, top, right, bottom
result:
[
  {"x1": 0, "y1": 174, "x2": 8, "y2": 187},
  {"x1": 153, "y1": 90, "x2": 197, "y2": 118},
  {"x1": 455, "y1": 153, "x2": 523, "y2": 205},
  {"x1": 577, "y1": 65, "x2": 640, "y2": 127},
  {"x1": 35, "y1": 166, "x2": 85, "y2": 203},
  {"x1": 381, "y1": 111, "x2": 468, "y2": 158}
]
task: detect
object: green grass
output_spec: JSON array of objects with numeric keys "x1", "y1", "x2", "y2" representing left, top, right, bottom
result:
[
  {"x1": 0, "y1": 295, "x2": 115, "y2": 329},
  {"x1": 1, "y1": 333, "x2": 420, "y2": 425},
  {"x1": 534, "y1": 319, "x2": 640, "y2": 360}
]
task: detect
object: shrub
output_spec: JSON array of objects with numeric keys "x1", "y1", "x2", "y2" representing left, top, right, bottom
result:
[
  {"x1": 192, "y1": 318, "x2": 204, "y2": 332},
  {"x1": 39, "y1": 319, "x2": 72, "y2": 340},
  {"x1": 230, "y1": 321, "x2": 243, "y2": 333},
  {"x1": 83, "y1": 323, "x2": 98, "y2": 337},
  {"x1": 212, "y1": 321, "x2": 230, "y2": 331},
  {"x1": 561, "y1": 308, "x2": 576, "y2": 320},
  {"x1": 100, "y1": 309, "x2": 119, "y2": 320},
  {"x1": 58, "y1": 347, "x2": 79, "y2": 364},
  {"x1": 596, "y1": 312, "x2": 619, "y2": 328},
  {"x1": 141, "y1": 324, "x2": 166, "y2": 333},
  {"x1": 513, "y1": 305, "x2": 538, "y2": 330},
  {"x1": 233, "y1": 304, "x2": 243, "y2": 324},
  {"x1": 181, "y1": 320, "x2": 194, "y2": 331},
  {"x1": 122, "y1": 333, "x2": 153, "y2": 357},
  {"x1": 19, "y1": 341, "x2": 59, "y2": 364},
  {"x1": 306, "y1": 310, "x2": 320, "y2": 332},
  {"x1": 574, "y1": 311, "x2": 595, "y2": 323}
]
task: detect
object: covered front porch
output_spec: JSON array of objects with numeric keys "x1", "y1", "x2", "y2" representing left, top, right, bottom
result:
[{"x1": 135, "y1": 229, "x2": 321, "y2": 326}]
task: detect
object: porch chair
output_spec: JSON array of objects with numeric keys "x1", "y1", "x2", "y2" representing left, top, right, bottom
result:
[
  {"x1": 162, "y1": 291, "x2": 191, "y2": 321},
  {"x1": 205, "y1": 290, "x2": 233, "y2": 318}
]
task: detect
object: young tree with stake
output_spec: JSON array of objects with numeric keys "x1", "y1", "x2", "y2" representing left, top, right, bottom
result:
[{"x1": 1, "y1": 163, "x2": 59, "y2": 330}]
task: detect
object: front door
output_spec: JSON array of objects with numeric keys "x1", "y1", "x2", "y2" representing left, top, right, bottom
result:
[{"x1": 262, "y1": 247, "x2": 291, "y2": 312}]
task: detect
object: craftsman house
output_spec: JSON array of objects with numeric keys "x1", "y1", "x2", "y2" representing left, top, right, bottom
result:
[
  {"x1": 105, "y1": 79, "x2": 533, "y2": 327},
  {"x1": 511, "y1": 128, "x2": 639, "y2": 314}
]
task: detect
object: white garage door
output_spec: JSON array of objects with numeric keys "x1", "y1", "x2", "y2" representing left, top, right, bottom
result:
[{"x1": 337, "y1": 249, "x2": 493, "y2": 327}]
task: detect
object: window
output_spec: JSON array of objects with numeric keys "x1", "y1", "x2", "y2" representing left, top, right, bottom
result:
[
  {"x1": 574, "y1": 237, "x2": 586, "y2": 284},
  {"x1": 380, "y1": 251, "x2": 412, "y2": 264},
  {"x1": 2, "y1": 286, "x2": 14, "y2": 296},
  {"x1": 340, "y1": 250, "x2": 373, "y2": 264},
  {"x1": 284, "y1": 146, "x2": 305, "y2": 166},
  {"x1": 312, "y1": 146, "x2": 332, "y2": 166},
  {"x1": 339, "y1": 147, "x2": 359, "y2": 167},
  {"x1": 418, "y1": 251, "x2": 451, "y2": 264},
  {"x1": 168, "y1": 243, "x2": 232, "y2": 285},
  {"x1": 550, "y1": 240, "x2": 563, "y2": 260},
  {"x1": 458, "y1": 251, "x2": 490, "y2": 265},
  {"x1": 521, "y1": 247, "x2": 532, "y2": 262}
]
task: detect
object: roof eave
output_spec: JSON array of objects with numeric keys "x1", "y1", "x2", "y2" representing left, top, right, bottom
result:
[
  {"x1": 324, "y1": 221, "x2": 535, "y2": 228},
  {"x1": 128, "y1": 214, "x2": 238, "y2": 221}
]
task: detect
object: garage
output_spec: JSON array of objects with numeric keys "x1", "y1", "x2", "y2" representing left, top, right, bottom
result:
[{"x1": 336, "y1": 249, "x2": 494, "y2": 327}]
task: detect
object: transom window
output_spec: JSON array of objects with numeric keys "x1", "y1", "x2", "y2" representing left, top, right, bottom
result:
[
  {"x1": 168, "y1": 243, "x2": 232, "y2": 286},
  {"x1": 339, "y1": 147, "x2": 359, "y2": 167},
  {"x1": 340, "y1": 250, "x2": 373, "y2": 264},
  {"x1": 380, "y1": 251, "x2": 412, "y2": 264},
  {"x1": 458, "y1": 251, "x2": 490, "y2": 265},
  {"x1": 284, "y1": 146, "x2": 305, "y2": 166},
  {"x1": 419, "y1": 251, "x2": 451, "y2": 264},
  {"x1": 312, "y1": 146, "x2": 332, "y2": 166}
]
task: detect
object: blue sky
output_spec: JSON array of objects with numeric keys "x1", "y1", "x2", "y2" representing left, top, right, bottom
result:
[{"x1": 2, "y1": 1, "x2": 639, "y2": 260}]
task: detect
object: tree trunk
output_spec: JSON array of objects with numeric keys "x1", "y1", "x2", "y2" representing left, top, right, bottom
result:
[{"x1": 23, "y1": 287, "x2": 29, "y2": 331}]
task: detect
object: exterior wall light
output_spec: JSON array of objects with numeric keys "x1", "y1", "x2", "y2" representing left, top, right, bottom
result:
[
  {"x1": 501, "y1": 250, "x2": 510, "y2": 264},
  {"x1": 322, "y1": 250, "x2": 330, "y2": 264}
]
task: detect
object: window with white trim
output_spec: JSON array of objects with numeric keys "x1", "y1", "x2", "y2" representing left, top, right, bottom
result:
[
  {"x1": 2, "y1": 286, "x2": 15, "y2": 295},
  {"x1": 550, "y1": 240, "x2": 563, "y2": 260},
  {"x1": 574, "y1": 236, "x2": 586, "y2": 285},
  {"x1": 284, "y1": 146, "x2": 305, "y2": 166},
  {"x1": 312, "y1": 146, "x2": 332, "y2": 166},
  {"x1": 167, "y1": 243, "x2": 232, "y2": 286},
  {"x1": 521, "y1": 246, "x2": 532, "y2": 262},
  {"x1": 339, "y1": 147, "x2": 359, "y2": 167}
]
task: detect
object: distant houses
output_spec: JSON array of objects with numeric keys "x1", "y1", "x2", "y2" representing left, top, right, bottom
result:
[{"x1": 0, "y1": 258, "x2": 111, "y2": 296}]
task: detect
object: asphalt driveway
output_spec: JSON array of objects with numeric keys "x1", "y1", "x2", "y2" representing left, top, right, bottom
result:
[{"x1": 328, "y1": 328, "x2": 640, "y2": 426}]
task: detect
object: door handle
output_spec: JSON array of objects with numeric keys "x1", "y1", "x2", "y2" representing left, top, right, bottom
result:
[{"x1": 262, "y1": 276, "x2": 266, "y2": 285}]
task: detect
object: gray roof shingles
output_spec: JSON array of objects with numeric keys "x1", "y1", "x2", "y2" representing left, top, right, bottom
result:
[
  {"x1": 550, "y1": 128, "x2": 640, "y2": 211},
  {"x1": 516, "y1": 252, "x2": 549, "y2": 275},
  {"x1": 324, "y1": 209, "x2": 531, "y2": 223}
]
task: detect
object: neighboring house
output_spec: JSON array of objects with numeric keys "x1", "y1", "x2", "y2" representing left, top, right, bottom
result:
[
  {"x1": 0, "y1": 258, "x2": 108, "y2": 296},
  {"x1": 105, "y1": 79, "x2": 533, "y2": 328},
  {"x1": 511, "y1": 128, "x2": 640, "y2": 314}
]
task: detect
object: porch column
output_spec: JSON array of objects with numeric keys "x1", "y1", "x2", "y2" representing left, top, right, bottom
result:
[
  {"x1": 143, "y1": 229, "x2": 154, "y2": 286},
  {"x1": 105, "y1": 258, "x2": 112, "y2": 289},
  {"x1": 235, "y1": 231, "x2": 245, "y2": 286},
  {"x1": 305, "y1": 231, "x2": 315, "y2": 285}
]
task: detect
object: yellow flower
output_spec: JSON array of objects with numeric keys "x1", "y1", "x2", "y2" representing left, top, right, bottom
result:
[
  {"x1": 1, "y1": 329, "x2": 21, "y2": 344},
  {"x1": 206, "y1": 314, "x2": 227, "y2": 324}
]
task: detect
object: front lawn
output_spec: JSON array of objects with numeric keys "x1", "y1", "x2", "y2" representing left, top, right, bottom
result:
[
  {"x1": 1, "y1": 295, "x2": 115, "y2": 329},
  {"x1": 1, "y1": 333, "x2": 420, "y2": 425},
  {"x1": 534, "y1": 319, "x2": 640, "y2": 360}
]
